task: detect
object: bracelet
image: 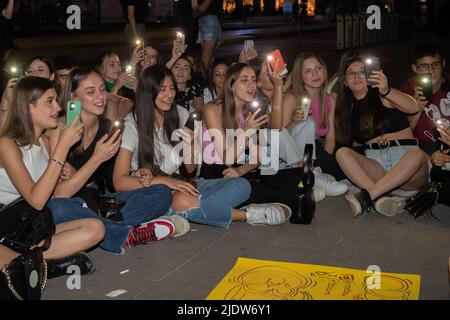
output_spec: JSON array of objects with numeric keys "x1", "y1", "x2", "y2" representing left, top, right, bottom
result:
[
  {"x1": 49, "y1": 158, "x2": 64, "y2": 169},
  {"x1": 380, "y1": 86, "x2": 391, "y2": 97}
]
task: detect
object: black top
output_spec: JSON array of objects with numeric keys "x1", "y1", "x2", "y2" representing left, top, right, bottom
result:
[
  {"x1": 351, "y1": 89, "x2": 410, "y2": 144},
  {"x1": 0, "y1": 0, "x2": 14, "y2": 53},
  {"x1": 67, "y1": 117, "x2": 116, "y2": 193},
  {"x1": 175, "y1": 84, "x2": 203, "y2": 112},
  {"x1": 121, "y1": 0, "x2": 148, "y2": 24},
  {"x1": 199, "y1": 0, "x2": 221, "y2": 16}
]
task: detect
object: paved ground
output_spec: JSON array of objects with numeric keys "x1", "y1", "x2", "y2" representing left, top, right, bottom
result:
[
  {"x1": 7, "y1": 18, "x2": 449, "y2": 300},
  {"x1": 42, "y1": 196, "x2": 450, "y2": 300}
]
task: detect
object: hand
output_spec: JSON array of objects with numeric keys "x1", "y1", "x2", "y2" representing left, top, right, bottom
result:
[
  {"x1": 244, "y1": 109, "x2": 269, "y2": 131},
  {"x1": 130, "y1": 46, "x2": 145, "y2": 66},
  {"x1": 58, "y1": 116, "x2": 84, "y2": 149},
  {"x1": 368, "y1": 70, "x2": 389, "y2": 95},
  {"x1": 176, "y1": 128, "x2": 195, "y2": 146},
  {"x1": 125, "y1": 75, "x2": 138, "y2": 92},
  {"x1": 431, "y1": 150, "x2": 450, "y2": 167},
  {"x1": 164, "y1": 177, "x2": 198, "y2": 196},
  {"x1": 239, "y1": 46, "x2": 258, "y2": 64},
  {"x1": 222, "y1": 167, "x2": 243, "y2": 177},
  {"x1": 292, "y1": 107, "x2": 305, "y2": 124},
  {"x1": 438, "y1": 126, "x2": 450, "y2": 146},
  {"x1": 1, "y1": 78, "x2": 18, "y2": 108},
  {"x1": 136, "y1": 168, "x2": 154, "y2": 187},
  {"x1": 60, "y1": 162, "x2": 76, "y2": 180},
  {"x1": 413, "y1": 86, "x2": 429, "y2": 111},
  {"x1": 267, "y1": 59, "x2": 285, "y2": 88},
  {"x1": 92, "y1": 129, "x2": 122, "y2": 164},
  {"x1": 172, "y1": 39, "x2": 187, "y2": 59},
  {"x1": 112, "y1": 73, "x2": 133, "y2": 94}
]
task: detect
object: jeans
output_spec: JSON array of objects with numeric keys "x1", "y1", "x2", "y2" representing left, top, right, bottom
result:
[
  {"x1": 197, "y1": 15, "x2": 222, "y2": 44},
  {"x1": 48, "y1": 184, "x2": 172, "y2": 254},
  {"x1": 167, "y1": 178, "x2": 250, "y2": 228}
]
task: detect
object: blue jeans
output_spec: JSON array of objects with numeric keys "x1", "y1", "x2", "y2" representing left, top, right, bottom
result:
[
  {"x1": 48, "y1": 184, "x2": 172, "y2": 254},
  {"x1": 167, "y1": 178, "x2": 250, "y2": 228},
  {"x1": 197, "y1": 15, "x2": 222, "y2": 44}
]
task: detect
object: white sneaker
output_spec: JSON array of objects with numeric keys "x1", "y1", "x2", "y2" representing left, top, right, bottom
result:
[
  {"x1": 313, "y1": 187, "x2": 326, "y2": 202},
  {"x1": 165, "y1": 215, "x2": 191, "y2": 238},
  {"x1": 242, "y1": 203, "x2": 291, "y2": 226},
  {"x1": 313, "y1": 167, "x2": 348, "y2": 196},
  {"x1": 374, "y1": 196, "x2": 407, "y2": 217}
]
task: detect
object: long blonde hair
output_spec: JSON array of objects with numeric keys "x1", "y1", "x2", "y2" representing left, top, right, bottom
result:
[{"x1": 292, "y1": 52, "x2": 329, "y2": 128}]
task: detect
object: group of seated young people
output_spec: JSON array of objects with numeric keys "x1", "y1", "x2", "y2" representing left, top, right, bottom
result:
[{"x1": 0, "y1": 39, "x2": 449, "y2": 287}]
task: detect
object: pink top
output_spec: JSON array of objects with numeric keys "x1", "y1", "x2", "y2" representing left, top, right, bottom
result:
[
  {"x1": 309, "y1": 94, "x2": 332, "y2": 138},
  {"x1": 202, "y1": 111, "x2": 245, "y2": 165}
]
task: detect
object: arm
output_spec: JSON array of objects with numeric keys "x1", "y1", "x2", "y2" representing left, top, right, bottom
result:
[
  {"x1": 2, "y1": 0, "x2": 14, "y2": 19},
  {"x1": 113, "y1": 147, "x2": 148, "y2": 191},
  {"x1": 127, "y1": 5, "x2": 139, "y2": 40},
  {"x1": 191, "y1": 0, "x2": 212, "y2": 15},
  {"x1": 282, "y1": 92, "x2": 299, "y2": 129},
  {"x1": 53, "y1": 130, "x2": 121, "y2": 197},
  {"x1": 0, "y1": 135, "x2": 73, "y2": 210},
  {"x1": 324, "y1": 96, "x2": 336, "y2": 154}
]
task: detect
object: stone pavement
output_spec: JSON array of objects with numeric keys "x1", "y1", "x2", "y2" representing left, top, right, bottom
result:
[{"x1": 42, "y1": 196, "x2": 450, "y2": 300}]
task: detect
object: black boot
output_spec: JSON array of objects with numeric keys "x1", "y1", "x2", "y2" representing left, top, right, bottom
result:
[
  {"x1": 47, "y1": 253, "x2": 95, "y2": 279},
  {"x1": 345, "y1": 188, "x2": 374, "y2": 216}
]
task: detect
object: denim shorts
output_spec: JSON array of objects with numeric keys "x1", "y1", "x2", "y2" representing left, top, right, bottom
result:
[
  {"x1": 365, "y1": 145, "x2": 432, "y2": 179},
  {"x1": 197, "y1": 15, "x2": 222, "y2": 44}
]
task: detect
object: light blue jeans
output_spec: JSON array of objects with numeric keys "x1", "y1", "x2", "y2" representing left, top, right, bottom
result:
[
  {"x1": 279, "y1": 117, "x2": 317, "y2": 168},
  {"x1": 167, "y1": 178, "x2": 251, "y2": 228},
  {"x1": 48, "y1": 185, "x2": 172, "y2": 254},
  {"x1": 197, "y1": 15, "x2": 222, "y2": 44}
]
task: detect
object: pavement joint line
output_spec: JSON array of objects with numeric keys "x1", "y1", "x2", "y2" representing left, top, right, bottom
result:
[
  {"x1": 152, "y1": 230, "x2": 234, "y2": 282},
  {"x1": 266, "y1": 236, "x2": 285, "y2": 250}
]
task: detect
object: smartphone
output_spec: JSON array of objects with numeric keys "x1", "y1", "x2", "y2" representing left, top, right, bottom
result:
[
  {"x1": 176, "y1": 32, "x2": 186, "y2": 54},
  {"x1": 417, "y1": 73, "x2": 433, "y2": 102},
  {"x1": 267, "y1": 49, "x2": 288, "y2": 76},
  {"x1": 185, "y1": 111, "x2": 203, "y2": 131},
  {"x1": 8, "y1": 66, "x2": 22, "y2": 78},
  {"x1": 298, "y1": 97, "x2": 311, "y2": 121},
  {"x1": 66, "y1": 100, "x2": 81, "y2": 126},
  {"x1": 108, "y1": 119, "x2": 125, "y2": 136},
  {"x1": 244, "y1": 98, "x2": 269, "y2": 119},
  {"x1": 435, "y1": 118, "x2": 450, "y2": 130},
  {"x1": 244, "y1": 40, "x2": 254, "y2": 51},
  {"x1": 364, "y1": 56, "x2": 381, "y2": 86}
]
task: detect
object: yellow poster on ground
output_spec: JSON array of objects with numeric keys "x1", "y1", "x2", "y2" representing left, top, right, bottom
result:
[{"x1": 206, "y1": 257, "x2": 420, "y2": 300}]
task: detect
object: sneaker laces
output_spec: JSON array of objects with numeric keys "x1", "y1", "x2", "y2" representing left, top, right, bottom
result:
[{"x1": 127, "y1": 225, "x2": 157, "y2": 247}]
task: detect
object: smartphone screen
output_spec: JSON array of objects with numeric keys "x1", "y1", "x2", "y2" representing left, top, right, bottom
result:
[
  {"x1": 109, "y1": 119, "x2": 125, "y2": 136},
  {"x1": 364, "y1": 57, "x2": 381, "y2": 86},
  {"x1": 417, "y1": 73, "x2": 433, "y2": 101},
  {"x1": 185, "y1": 111, "x2": 203, "y2": 131},
  {"x1": 267, "y1": 49, "x2": 287, "y2": 75},
  {"x1": 244, "y1": 98, "x2": 269, "y2": 119},
  {"x1": 66, "y1": 101, "x2": 81, "y2": 126},
  {"x1": 298, "y1": 97, "x2": 311, "y2": 121},
  {"x1": 244, "y1": 40, "x2": 254, "y2": 51},
  {"x1": 176, "y1": 32, "x2": 186, "y2": 54}
]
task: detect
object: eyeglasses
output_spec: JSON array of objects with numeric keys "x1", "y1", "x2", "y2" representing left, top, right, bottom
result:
[
  {"x1": 416, "y1": 61, "x2": 443, "y2": 72},
  {"x1": 345, "y1": 70, "x2": 365, "y2": 80}
]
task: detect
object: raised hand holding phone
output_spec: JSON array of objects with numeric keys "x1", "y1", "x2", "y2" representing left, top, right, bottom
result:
[
  {"x1": 267, "y1": 49, "x2": 288, "y2": 76},
  {"x1": 364, "y1": 57, "x2": 381, "y2": 87},
  {"x1": 417, "y1": 73, "x2": 433, "y2": 102},
  {"x1": 66, "y1": 100, "x2": 82, "y2": 126}
]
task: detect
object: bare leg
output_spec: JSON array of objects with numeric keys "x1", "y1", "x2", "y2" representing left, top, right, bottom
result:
[
  {"x1": 336, "y1": 147, "x2": 385, "y2": 191},
  {"x1": 42, "y1": 218, "x2": 105, "y2": 260},
  {"x1": 201, "y1": 40, "x2": 216, "y2": 70},
  {"x1": 0, "y1": 245, "x2": 20, "y2": 267},
  {"x1": 232, "y1": 209, "x2": 246, "y2": 222},
  {"x1": 367, "y1": 149, "x2": 429, "y2": 198}
]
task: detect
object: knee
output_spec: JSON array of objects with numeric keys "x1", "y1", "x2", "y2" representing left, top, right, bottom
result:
[
  {"x1": 335, "y1": 147, "x2": 351, "y2": 163},
  {"x1": 232, "y1": 178, "x2": 251, "y2": 199},
  {"x1": 80, "y1": 218, "x2": 105, "y2": 248},
  {"x1": 172, "y1": 191, "x2": 199, "y2": 212},
  {"x1": 144, "y1": 185, "x2": 173, "y2": 208}
]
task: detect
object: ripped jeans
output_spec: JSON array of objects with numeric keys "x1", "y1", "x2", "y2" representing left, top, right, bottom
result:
[{"x1": 166, "y1": 178, "x2": 251, "y2": 228}]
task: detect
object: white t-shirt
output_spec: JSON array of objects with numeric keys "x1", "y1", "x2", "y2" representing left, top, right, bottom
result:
[
  {"x1": 0, "y1": 138, "x2": 49, "y2": 205},
  {"x1": 121, "y1": 106, "x2": 190, "y2": 174},
  {"x1": 203, "y1": 87, "x2": 215, "y2": 105}
]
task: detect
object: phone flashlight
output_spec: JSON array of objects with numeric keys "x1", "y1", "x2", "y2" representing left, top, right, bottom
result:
[
  {"x1": 176, "y1": 32, "x2": 184, "y2": 38},
  {"x1": 10, "y1": 66, "x2": 18, "y2": 74},
  {"x1": 135, "y1": 39, "x2": 141, "y2": 46},
  {"x1": 125, "y1": 65, "x2": 133, "y2": 73},
  {"x1": 267, "y1": 55, "x2": 273, "y2": 62}
]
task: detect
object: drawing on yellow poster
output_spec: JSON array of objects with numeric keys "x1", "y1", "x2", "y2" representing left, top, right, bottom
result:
[{"x1": 206, "y1": 258, "x2": 420, "y2": 300}]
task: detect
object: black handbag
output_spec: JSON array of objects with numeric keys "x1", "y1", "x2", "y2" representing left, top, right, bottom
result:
[
  {"x1": 0, "y1": 197, "x2": 55, "y2": 253},
  {"x1": 290, "y1": 143, "x2": 315, "y2": 225},
  {"x1": 0, "y1": 198, "x2": 54, "y2": 300},
  {"x1": 0, "y1": 247, "x2": 48, "y2": 300},
  {"x1": 404, "y1": 182, "x2": 442, "y2": 219}
]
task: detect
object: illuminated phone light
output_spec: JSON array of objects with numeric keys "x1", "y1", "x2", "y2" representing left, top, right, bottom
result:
[
  {"x1": 126, "y1": 65, "x2": 133, "y2": 73},
  {"x1": 421, "y1": 78, "x2": 429, "y2": 84},
  {"x1": 176, "y1": 32, "x2": 184, "y2": 38},
  {"x1": 302, "y1": 97, "x2": 310, "y2": 104},
  {"x1": 10, "y1": 66, "x2": 17, "y2": 74},
  {"x1": 114, "y1": 121, "x2": 121, "y2": 127},
  {"x1": 437, "y1": 119, "x2": 442, "y2": 125},
  {"x1": 251, "y1": 101, "x2": 259, "y2": 107},
  {"x1": 69, "y1": 103, "x2": 76, "y2": 110},
  {"x1": 267, "y1": 55, "x2": 273, "y2": 61},
  {"x1": 365, "y1": 58, "x2": 373, "y2": 65},
  {"x1": 135, "y1": 39, "x2": 141, "y2": 46}
]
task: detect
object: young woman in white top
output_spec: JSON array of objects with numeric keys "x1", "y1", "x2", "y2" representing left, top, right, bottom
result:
[
  {"x1": 0, "y1": 76, "x2": 104, "y2": 275},
  {"x1": 113, "y1": 65, "x2": 288, "y2": 227}
]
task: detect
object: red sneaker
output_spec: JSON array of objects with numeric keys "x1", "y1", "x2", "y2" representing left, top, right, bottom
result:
[{"x1": 125, "y1": 218, "x2": 175, "y2": 248}]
